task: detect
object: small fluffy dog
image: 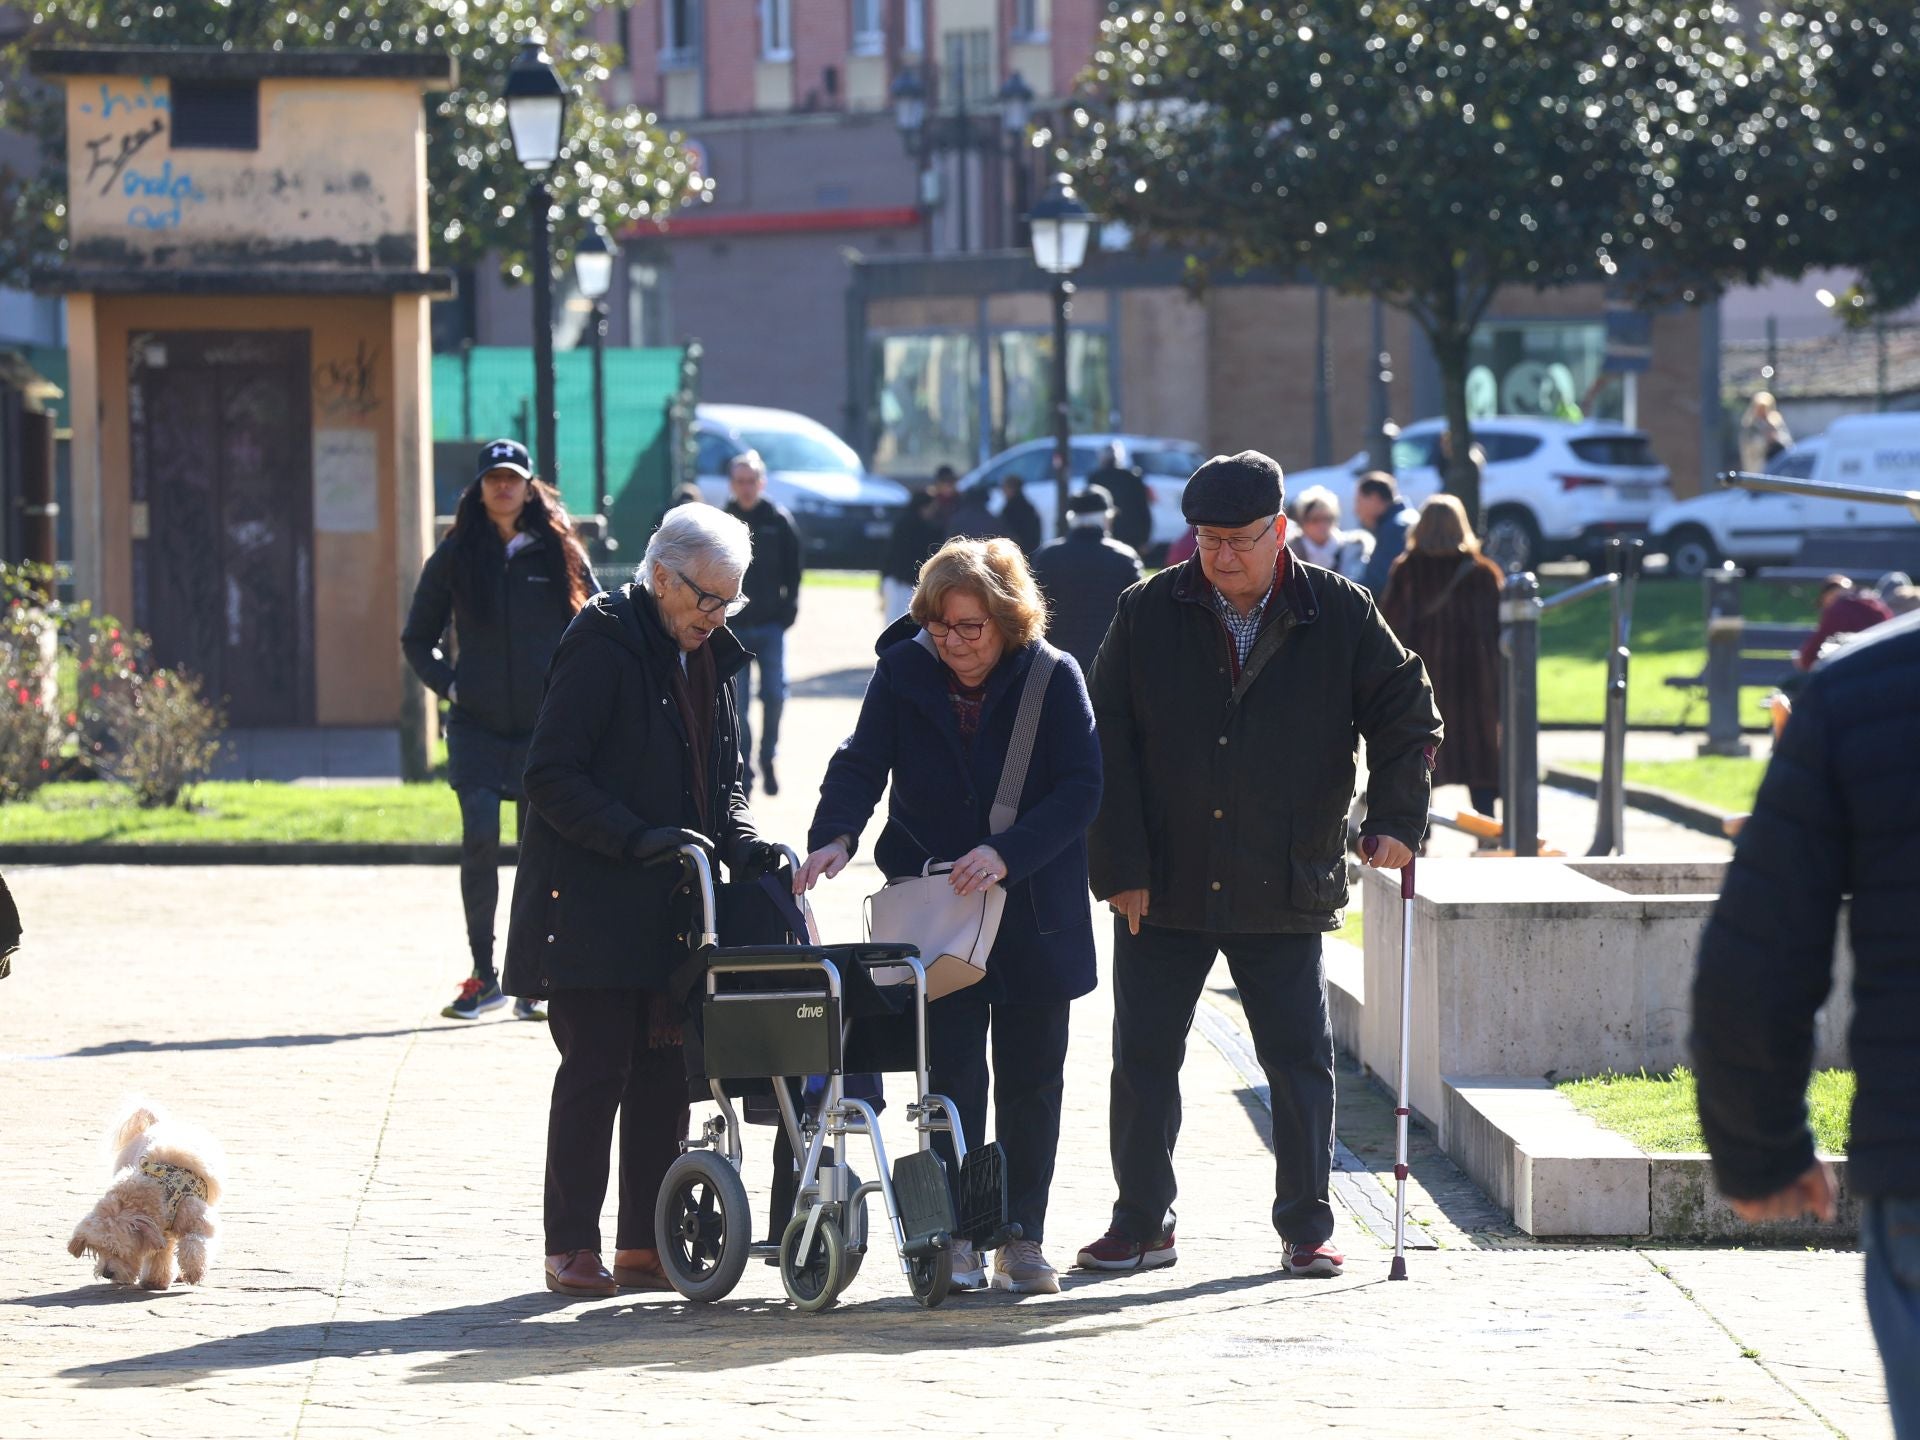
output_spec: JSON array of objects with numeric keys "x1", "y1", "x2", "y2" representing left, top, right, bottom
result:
[{"x1": 68, "y1": 1100, "x2": 223, "y2": 1289}]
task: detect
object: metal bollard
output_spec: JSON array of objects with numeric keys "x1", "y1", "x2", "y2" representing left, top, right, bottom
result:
[
  {"x1": 1700, "y1": 563, "x2": 1750, "y2": 758},
  {"x1": 1588, "y1": 538, "x2": 1643, "y2": 856},
  {"x1": 1500, "y1": 571, "x2": 1542, "y2": 859}
]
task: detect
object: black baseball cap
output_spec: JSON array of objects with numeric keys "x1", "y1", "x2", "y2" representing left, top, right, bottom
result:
[{"x1": 475, "y1": 438, "x2": 533, "y2": 482}]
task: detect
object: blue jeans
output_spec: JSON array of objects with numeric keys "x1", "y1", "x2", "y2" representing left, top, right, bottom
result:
[
  {"x1": 1866, "y1": 1196, "x2": 1920, "y2": 1436},
  {"x1": 730, "y1": 623, "x2": 788, "y2": 791}
]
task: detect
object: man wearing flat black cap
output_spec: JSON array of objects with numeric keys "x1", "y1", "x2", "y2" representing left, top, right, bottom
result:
[
  {"x1": 1075, "y1": 449, "x2": 1442, "y2": 1280},
  {"x1": 1029, "y1": 484, "x2": 1144, "y2": 673}
]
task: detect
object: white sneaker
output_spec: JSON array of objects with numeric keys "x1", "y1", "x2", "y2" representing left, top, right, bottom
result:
[
  {"x1": 948, "y1": 1237, "x2": 987, "y2": 1290},
  {"x1": 991, "y1": 1238, "x2": 1061, "y2": 1295}
]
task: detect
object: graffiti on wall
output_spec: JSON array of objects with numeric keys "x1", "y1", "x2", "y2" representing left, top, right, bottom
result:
[
  {"x1": 314, "y1": 341, "x2": 383, "y2": 419},
  {"x1": 76, "y1": 78, "x2": 206, "y2": 231}
]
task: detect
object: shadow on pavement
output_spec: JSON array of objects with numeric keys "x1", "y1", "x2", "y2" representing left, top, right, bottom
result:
[
  {"x1": 785, "y1": 667, "x2": 876, "y2": 700},
  {"x1": 32, "y1": 1028, "x2": 429, "y2": 1060},
  {"x1": 57, "y1": 1269, "x2": 1381, "y2": 1387}
]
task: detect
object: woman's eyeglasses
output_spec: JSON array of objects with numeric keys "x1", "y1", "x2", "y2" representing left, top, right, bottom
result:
[
  {"x1": 1193, "y1": 517, "x2": 1278, "y2": 553},
  {"x1": 924, "y1": 618, "x2": 989, "y2": 642},
  {"x1": 675, "y1": 569, "x2": 749, "y2": 618}
]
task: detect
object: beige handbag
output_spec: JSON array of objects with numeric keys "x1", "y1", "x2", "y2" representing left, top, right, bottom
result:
[{"x1": 864, "y1": 645, "x2": 1058, "y2": 1000}]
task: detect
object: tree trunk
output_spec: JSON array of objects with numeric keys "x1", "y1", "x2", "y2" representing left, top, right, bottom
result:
[{"x1": 1435, "y1": 333, "x2": 1481, "y2": 531}]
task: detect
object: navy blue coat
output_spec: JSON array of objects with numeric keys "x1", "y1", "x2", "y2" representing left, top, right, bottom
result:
[{"x1": 809, "y1": 618, "x2": 1103, "y2": 1004}]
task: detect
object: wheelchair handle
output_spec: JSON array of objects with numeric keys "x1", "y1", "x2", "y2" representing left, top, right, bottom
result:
[{"x1": 640, "y1": 843, "x2": 720, "y2": 951}]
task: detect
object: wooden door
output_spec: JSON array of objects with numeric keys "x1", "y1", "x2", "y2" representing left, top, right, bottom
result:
[{"x1": 129, "y1": 331, "x2": 315, "y2": 726}]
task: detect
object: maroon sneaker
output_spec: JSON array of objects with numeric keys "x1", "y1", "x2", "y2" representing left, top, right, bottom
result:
[
  {"x1": 1073, "y1": 1227, "x2": 1178, "y2": 1272},
  {"x1": 1282, "y1": 1240, "x2": 1345, "y2": 1278}
]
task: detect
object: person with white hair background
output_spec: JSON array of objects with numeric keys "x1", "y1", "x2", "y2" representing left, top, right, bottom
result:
[
  {"x1": 1286, "y1": 485, "x2": 1374, "y2": 583},
  {"x1": 504, "y1": 504, "x2": 784, "y2": 1299}
]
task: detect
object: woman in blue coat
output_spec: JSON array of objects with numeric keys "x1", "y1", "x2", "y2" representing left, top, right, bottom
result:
[{"x1": 795, "y1": 538, "x2": 1102, "y2": 1296}]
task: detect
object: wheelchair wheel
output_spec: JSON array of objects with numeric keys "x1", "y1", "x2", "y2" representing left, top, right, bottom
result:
[
  {"x1": 907, "y1": 1245, "x2": 952, "y2": 1309},
  {"x1": 778, "y1": 1211, "x2": 848, "y2": 1313},
  {"x1": 655, "y1": 1151, "x2": 752, "y2": 1303}
]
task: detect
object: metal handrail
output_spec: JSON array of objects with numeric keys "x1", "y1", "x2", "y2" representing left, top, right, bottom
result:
[
  {"x1": 1538, "y1": 572, "x2": 1619, "y2": 612},
  {"x1": 1719, "y1": 469, "x2": 1920, "y2": 522}
]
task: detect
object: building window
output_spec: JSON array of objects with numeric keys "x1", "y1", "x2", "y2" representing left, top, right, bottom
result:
[
  {"x1": 627, "y1": 259, "x2": 671, "y2": 350},
  {"x1": 170, "y1": 80, "x2": 259, "y2": 150},
  {"x1": 1012, "y1": 0, "x2": 1047, "y2": 42},
  {"x1": 852, "y1": 0, "x2": 885, "y2": 56},
  {"x1": 943, "y1": 29, "x2": 993, "y2": 104},
  {"x1": 760, "y1": 0, "x2": 793, "y2": 60},
  {"x1": 1465, "y1": 321, "x2": 1617, "y2": 422},
  {"x1": 903, "y1": 0, "x2": 926, "y2": 57},
  {"x1": 662, "y1": 0, "x2": 699, "y2": 69}
]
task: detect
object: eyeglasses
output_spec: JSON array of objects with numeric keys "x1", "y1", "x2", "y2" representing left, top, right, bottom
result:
[
  {"x1": 1193, "y1": 517, "x2": 1278, "y2": 553},
  {"x1": 675, "y1": 569, "x2": 749, "y2": 618},
  {"x1": 924, "y1": 618, "x2": 989, "y2": 642}
]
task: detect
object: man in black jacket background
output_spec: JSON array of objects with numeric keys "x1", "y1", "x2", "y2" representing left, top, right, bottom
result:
[
  {"x1": 1693, "y1": 609, "x2": 1920, "y2": 1432},
  {"x1": 1076, "y1": 450, "x2": 1440, "y2": 1281},
  {"x1": 724, "y1": 450, "x2": 803, "y2": 797},
  {"x1": 1029, "y1": 485, "x2": 1142, "y2": 673}
]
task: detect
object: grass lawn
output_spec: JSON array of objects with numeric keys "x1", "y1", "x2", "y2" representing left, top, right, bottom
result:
[
  {"x1": 1537, "y1": 576, "x2": 1815, "y2": 727},
  {"x1": 1559, "y1": 1065, "x2": 1853, "y2": 1154},
  {"x1": 0, "y1": 780, "x2": 486, "y2": 847},
  {"x1": 802, "y1": 570, "x2": 881, "y2": 591},
  {"x1": 1566, "y1": 755, "x2": 1769, "y2": 815},
  {"x1": 1334, "y1": 908, "x2": 1363, "y2": 948}
]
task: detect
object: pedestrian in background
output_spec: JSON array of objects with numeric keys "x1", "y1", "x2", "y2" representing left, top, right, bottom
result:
[
  {"x1": 504, "y1": 504, "x2": 781, "y2": 1298},
  {"x1": 1352, "y1": 471, "x2": 1415, "y2": 595},
  {"x1": 1797, "y1": 574, "x2": 1892, "y2": 672},
  {"x1": 724, "y1": 450, "x2": 802, "y2": 798},
  {"x1": 999, "y1": 472, "x2": 1044, "y2": 556},
  {"x1": 1739, "y1": 389, "x2": 1794, "y2": 472},
  {"x1": 1287, "y1": 485, "x2": 1374, "y2": 583},
  {"x1": 882, "y1": 487, "x2": 946, "y2": 623},
  {"x1": 1089, "y1": 441, "x2": 1153, "y2": 556},
  {"x1": 1692, "y1": 609, "x2": 1920, "y2": 1435},
  {"x1": 1030, "y1": 485, "x2": 1143, "y2": 673},
  {"x1": 1380, "y1": 494, "x2": 1504, "y2": 821},
  {"x1": 796, "y1": 538, "x2": 1102, "y2": 1296},
  {"x1": 403, "y1": 438, "x2": 597, "y2": 1023},
  {"x1": 1079, "y1": 451, "x2": 1441, "y2": 1280}
]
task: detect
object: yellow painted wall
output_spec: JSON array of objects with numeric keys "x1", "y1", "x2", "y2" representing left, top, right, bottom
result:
[{"x1": 88, "y1": 293, "x2": 411, "y2": 726}]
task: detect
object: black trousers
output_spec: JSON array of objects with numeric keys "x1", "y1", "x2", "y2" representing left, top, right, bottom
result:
[
  {"x1": 544, "y1": 988, "x2": 689, "y2": 1254},
  {"x1": 1109, "y1": 921, "x2": 1335, "y2": 1248},
  {"x1": 457, "y1": 788, "x2": 524, "y2": 979},
  {"x1": 927, "y1": 994, "x2": 1073, "y2": 1245}
]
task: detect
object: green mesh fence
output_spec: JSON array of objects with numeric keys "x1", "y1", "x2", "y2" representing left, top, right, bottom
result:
[{"x1": 432, "y1": 344, "x2": 697, "y2": 557}]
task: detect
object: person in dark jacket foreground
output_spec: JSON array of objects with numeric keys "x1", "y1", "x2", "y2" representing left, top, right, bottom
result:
[
  {"x1": 724, "y1": 450, "x2": 804, "y2": 798},
  {"x1": 1692, "y1": 609, "x2": 1920, "y2": 1433},
  {"x1": 796, "y1": 538, "x2": 1102, "y2": 1296},
  {"x1": 502, "y1": 504, "x2": 778, "y2": 1299},
  {"x1": 1076, "y1": 450, "x2": 1441, "y2": 1280},
  {"x1": 402, "y1": 438, "x2": 597, "y2": 1022},
  {"x1": 1029, "y1": 485, "x2": 1143, "y2": 673}
]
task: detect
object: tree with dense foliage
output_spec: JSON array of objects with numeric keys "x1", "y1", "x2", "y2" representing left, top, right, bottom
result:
[
  {"x1": 1072, "y1": 1, "x2": 1827, "y2": 525},
  {"x1": 0, "y1": 0, "x2": 708, "y2": 289}
]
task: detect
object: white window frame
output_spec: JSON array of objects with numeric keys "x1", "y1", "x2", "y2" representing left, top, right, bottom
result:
[
  {"x1": 1012, "y1": 0, "x2": 1048, "y2": 43},
  {"x1": 851, "y1": 0, "x2": 885, "y2": 57},
  {"x1": 903, "y1": 0, "x2": 926, "y2": 57},
  {"x1": 661, "y1": 0, "x2": 699, "y2": 70},
  {"x1": 760, "y1": 0, "x2": 793, "y2": 61}
]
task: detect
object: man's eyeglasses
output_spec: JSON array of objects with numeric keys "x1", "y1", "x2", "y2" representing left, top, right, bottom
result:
[
  {"x1": 924, "y1": 618, "x2": 990, "y2": 642},
  {"x1": 1193, "y1": 517, "x2": 1278, "y2": 553},
  {"x1": 675, "y1": 569, "x2": 749, "y2": 618}
]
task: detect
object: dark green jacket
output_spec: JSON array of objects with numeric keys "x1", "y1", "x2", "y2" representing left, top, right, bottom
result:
[{"x1": 1087, "y1": 555, "x2": 1440, "y2": 934}]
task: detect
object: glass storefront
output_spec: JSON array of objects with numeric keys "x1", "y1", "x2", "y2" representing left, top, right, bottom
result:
[{"x1": 1466, "y1": 320, "x2": 1624, "y2": 423}]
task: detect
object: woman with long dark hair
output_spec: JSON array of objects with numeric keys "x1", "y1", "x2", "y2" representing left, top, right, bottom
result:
[{"x1": 404, "y1": 438, "x2": 597, "y2": 1021}]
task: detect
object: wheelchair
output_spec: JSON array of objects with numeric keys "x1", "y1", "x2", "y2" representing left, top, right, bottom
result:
[{"x1": 648, "y1": 844, "x2": 1015, "y2": 1312}]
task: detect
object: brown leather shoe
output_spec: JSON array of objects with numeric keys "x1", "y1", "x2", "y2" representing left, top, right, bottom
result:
[
  {"x1": 612, "y1": 1248, "x2": 674, "y2": 1291},
  {"x1": 544, "y1": 1250, "x2": 616, "y2": 1298}
]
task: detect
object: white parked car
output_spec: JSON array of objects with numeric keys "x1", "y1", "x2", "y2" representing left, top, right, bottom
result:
[
  {"x1": 694, "y1": 403, "x2": 909, "y2": 565},
  {"x1": 1650, "y1": 414, "x2": 1920, "y2": 576},
  {"x1": 954, "y1": 433, "x2": 1206, "y2": 554},
  {"x1": 1282, "y1": 416, "x2": 1674, "y2": 572}
]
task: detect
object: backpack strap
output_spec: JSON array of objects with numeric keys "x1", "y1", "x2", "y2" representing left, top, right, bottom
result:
[{"x1": 988, "y1": 645, "x2": 1059, "y2": 834}]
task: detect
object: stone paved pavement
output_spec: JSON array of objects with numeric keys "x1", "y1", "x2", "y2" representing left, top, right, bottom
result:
[{"x1": 0, "y1": 583, "x2": 1884, "y2": 1438}]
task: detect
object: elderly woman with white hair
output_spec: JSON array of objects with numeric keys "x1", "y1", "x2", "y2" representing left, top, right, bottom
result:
[
  {"x1": 1286, "y1": 484, "x2": 1374, "y2": 582},
  {"x1": 504, "y1": 504, "x2": 782, "y2": 1299}
]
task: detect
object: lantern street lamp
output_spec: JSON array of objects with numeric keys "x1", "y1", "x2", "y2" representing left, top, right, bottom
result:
[
  {"x1": 890, "y1": 65, "x2": 1039, "y2": 253},
  {"x1": 504, "y1": 36, "x2": 568, "y2": 485},
  {"x1": 574, "y1": 218, "x2": 617, "y2": 534},
  {"x1": 1027, "y1": 174, "x2": 1096, "y2": 529}
]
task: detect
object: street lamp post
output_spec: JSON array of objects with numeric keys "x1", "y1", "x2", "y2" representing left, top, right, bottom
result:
[
  {"x1": 891, "y1": 66, "x2": 1037, "y2": 253},
  {"x1": 504, "y1": 37, "x2": 568, "y2": 485},
  {"x1": 1027, "y1": 175, "x2": 1096, "y2": 531},
  {"x1": 574, "y1": 219, "x2": 616, "y2": 533}
]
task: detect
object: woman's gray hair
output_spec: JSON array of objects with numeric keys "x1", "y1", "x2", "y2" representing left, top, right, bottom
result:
[
  {"x1": 1294, "y1": 484, "x2": 1341, "y2": 523},
  {"x1": 637, "y1": 503, "x2": 752, "y2": 592}
]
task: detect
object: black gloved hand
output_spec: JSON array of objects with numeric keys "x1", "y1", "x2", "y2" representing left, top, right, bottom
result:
[
  {"x1": 728, "y1": 838, "x2": 784, "y2": 881},
  {"x1": 630, "y1": 827, "x2": 714, "y2": 864}
]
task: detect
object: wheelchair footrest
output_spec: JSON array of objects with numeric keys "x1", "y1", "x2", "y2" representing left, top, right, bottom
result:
[
  {"x1": 958, "y1": 1142, "x2": 1016, "y2": 1250},
  {"x1": 892, "y1": 1150, "x2": 955, "y2": 1248}
]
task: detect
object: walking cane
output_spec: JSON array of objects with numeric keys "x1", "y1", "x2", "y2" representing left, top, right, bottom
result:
[{"x1": 1362, "y1": 835, "x2": 1415, "y2": 1281}]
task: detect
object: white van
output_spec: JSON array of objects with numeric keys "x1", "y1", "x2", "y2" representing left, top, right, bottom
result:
[{"x1": 1650, "y1": 413, "x2": 1920, "y2": 576}]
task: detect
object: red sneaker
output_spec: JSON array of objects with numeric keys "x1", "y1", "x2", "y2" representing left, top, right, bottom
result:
[
  {"x1": 1073, "y1": 1227, "x2": 1178, "y2": 1272},
  {"x1": 1283, "y1": 1240, "x2": 1345, "y2": 1277}
]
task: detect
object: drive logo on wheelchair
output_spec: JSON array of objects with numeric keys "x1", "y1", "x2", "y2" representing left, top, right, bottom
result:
[{"x1": 795, "y1": 1002, "x2": 824, "y2": 1019}]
